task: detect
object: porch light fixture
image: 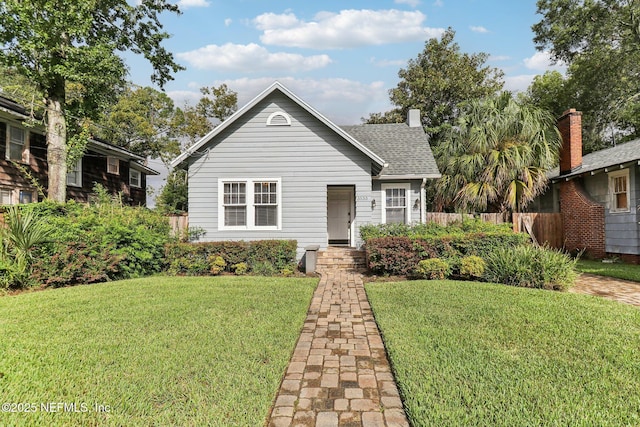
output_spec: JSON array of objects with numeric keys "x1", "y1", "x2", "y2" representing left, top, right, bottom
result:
[
  {"x1": 371, "y1": 199, "x2": 376, "y2": 209},
  {"x1": 413, "y1": 199, "x2": 420, "y2": 210}
]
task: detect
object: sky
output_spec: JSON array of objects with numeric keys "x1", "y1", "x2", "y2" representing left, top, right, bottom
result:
[
  {"x1": 129, "y1": 0, "x2": 565, "y2": 125},
  {"x1": 128, "y1": 0, "x2": 565, "y2": 200}
]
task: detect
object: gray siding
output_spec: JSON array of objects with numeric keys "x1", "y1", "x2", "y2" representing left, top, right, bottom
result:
[
  {"x1": 187, "y1": 92, "x2": 374, "y2": 258},
  {"x1": 599, "y1": 165, "x2": 640, "y2": 255}
]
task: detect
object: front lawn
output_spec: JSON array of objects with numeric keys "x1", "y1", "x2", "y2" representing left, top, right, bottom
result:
[
  {"x1": 577, "y1": 259, "x2": 640, "y2": 282},
  {"x1": 367, "y1": 280, "x2": 640, "y2": 426},
  {"x1": 0, "y1": 276, "x2": 317, "y2": 426}
]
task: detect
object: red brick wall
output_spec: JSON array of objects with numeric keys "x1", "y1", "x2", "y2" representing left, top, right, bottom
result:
[
  {"x1": 559, "y1": 180, "x2": 606, "y2": 258},
  {"x1": 612, "y1": 253, "x2": 640, "y2": 265},
  {"x1": 558, "y1": 109, "x2": 583, "y2": 174}
]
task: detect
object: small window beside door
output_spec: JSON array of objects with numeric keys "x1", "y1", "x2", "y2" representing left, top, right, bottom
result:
[{"x1": 381, "y1": 183, "x2": 411, "y2": 224}]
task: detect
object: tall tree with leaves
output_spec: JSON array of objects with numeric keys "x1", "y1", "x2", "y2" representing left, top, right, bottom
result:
[
  {"x1": 533, "y1": 0, "x2": 640, "y2": 148},
  {"x1": 156, "y1": 84, "x2": 238, "y2": 214},
  {"x1": 0, "y1": 1, "x2": 183, "y2": 202},
  {"x1": 435, "y1": 93, "x2": 561, "y2": 213},
  {"x1": 368, "y1": 28, "x2": 504, "y2": 141}
]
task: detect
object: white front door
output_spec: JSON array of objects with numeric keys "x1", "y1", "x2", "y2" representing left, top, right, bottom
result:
[{"x1": 327, "y1": 188, "x2": 353, "y2": 245}]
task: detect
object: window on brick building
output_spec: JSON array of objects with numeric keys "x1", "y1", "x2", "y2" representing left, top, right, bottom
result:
[{"x1": 609, "y1": 169, "x2": 630, "y2": 212}]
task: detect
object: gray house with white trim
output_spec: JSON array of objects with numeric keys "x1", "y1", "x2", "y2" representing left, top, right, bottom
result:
[{"x1": 171, "y1": 82, "x2": 440, "y2": 258}]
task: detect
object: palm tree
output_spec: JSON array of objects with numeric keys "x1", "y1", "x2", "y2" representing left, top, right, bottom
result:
[{"x1": 434, "y1": 92, "x2": 561, "y2": 213}]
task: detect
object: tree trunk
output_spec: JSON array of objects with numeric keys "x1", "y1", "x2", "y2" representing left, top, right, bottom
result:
[{"x1": 46, "y1": 96, "x2": 67, "y2": 202}]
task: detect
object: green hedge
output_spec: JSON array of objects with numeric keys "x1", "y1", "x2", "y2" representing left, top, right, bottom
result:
[
  {"x1": 360, "y1": 219, "x2": 514, "y2": 241},
  {"x1": 17, "y1": 199, "x2": 173, "y2": 288},
  {"x1": 365, "y1": 232, "x2": 529, "y2": 276},
  {"x1": 165, "y1": 240, "x2": 297, "y2": 276}
]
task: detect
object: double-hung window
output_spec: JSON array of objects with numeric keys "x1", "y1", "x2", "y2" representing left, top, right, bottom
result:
[
  {"x1": 254, "y1": 181, "x2": 278, "y2": 226},
  {"x1": 6, "y1": 125, "x2": 27, "y2": 162},
  {"x1": 609, "y1": 169, "x2": 630, "y2": 212},
  {"x1": 66, "y1": 159, "x2": 82, "y2": 187},
  {"x1": 107, "y1": 156, "x2": 119, "y2": 175},
  {"x1": 381, "y1": 183, "x2": 411, "y2": 224},
  {"x1": 219, "y1": 179, "x2": 281, "y2": 230},
  {"x1": 130, "y1": 169, "x2": 141, "y2": 188},
  {"x1": 223, "y1": 182, "x2": 247, "y2": 226}
]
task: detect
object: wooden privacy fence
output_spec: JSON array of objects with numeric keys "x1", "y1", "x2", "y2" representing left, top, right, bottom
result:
[
  {"x1": 512, "y1": 213, "x2": 563, "y2": 249},
  {"x1": 425, "y1": 212, "x2": 510, "y2": 226},
  {"x1": 168, "y1": 213, "x2": 188, "y2": 238}
]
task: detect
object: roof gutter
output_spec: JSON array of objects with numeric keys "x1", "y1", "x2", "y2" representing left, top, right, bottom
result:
[{"x1": 374, "y1": 173, "x2": 441, "y2": 180}]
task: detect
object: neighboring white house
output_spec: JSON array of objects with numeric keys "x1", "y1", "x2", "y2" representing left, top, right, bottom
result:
[{"x1": 171, "y1": 82, "x2": 441, "y2": 258}]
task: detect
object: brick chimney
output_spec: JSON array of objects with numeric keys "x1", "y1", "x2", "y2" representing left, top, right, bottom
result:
[
  {"x1": 558, "y1": 109, "x2": 583, "y2": 174},
  {"x1": 407, "y1": 109, "x2": 421, "y2": 127}
]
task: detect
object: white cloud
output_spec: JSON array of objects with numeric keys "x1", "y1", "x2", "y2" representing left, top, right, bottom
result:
[
  {"x1": 168, "y1": 77, "x2": 390, "y2": 124},
  {"x1": 224, "y1": 18, "x2": 232, "y2": 27},
  {"x1": 177, "y1": 43, "x2": 332, "y2": 73},
  {"x1": 370, "y1": 57, "x2": 406, "y2": 67},
  {"x1": 395, "y1": 0, "x2": 421, "y2": 7},
  {"x1": 490, "y1": 55, "x2": 511, "y2": 62},
  {"x1": 470, "y1": 25, "x2": 489, "y2": 33},
  {"x1": 504, "y1": 74, "x2": 538, "y2": 93},
  {"x1": 523, "y1": 50, "x2": 566, "y2": 71},
  {"x1": 177, "y1": 0, "x2": 210, "y2": 8},
  {"x1": 254, "y1": 9, "x2": 445, "y2": 49},
  {"x1": 433, "y1": 0, "x2": 444, "y2": 6}
]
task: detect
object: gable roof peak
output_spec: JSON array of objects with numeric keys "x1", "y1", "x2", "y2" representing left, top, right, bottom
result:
[{"x1": 170, "y1": 81, "x2": 385, "y2": 169}]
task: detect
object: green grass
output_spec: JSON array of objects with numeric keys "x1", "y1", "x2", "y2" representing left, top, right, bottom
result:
[
  {"x1": 577, "y1": 259, "x2": 640, "y2": 282},
  {"x1": 366, "y1": 280, "x2": 640, "y2": 426},
  {"x1": 0, "y1": 276, "x2": 317, "y2": 426}
]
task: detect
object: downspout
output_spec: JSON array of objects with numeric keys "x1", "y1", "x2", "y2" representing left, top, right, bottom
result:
[{"x1": 420, "y1": 178, "x2": 427, "y2": 223}]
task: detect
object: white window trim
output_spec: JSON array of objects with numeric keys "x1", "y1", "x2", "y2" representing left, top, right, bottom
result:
[
  {"x1": 66, "y1": 158, "x2": 83, "y2": 187},
  {"x1": 218, "y1": 178, "x2": 282, "y2": 231},
  {"x1": 107, "y1": 156, "x2": 120, "y2": 175},
  {"x1": 5, "y1": 123, "x2": 29, "y2": 163},
  {"x1": 608, "y1": 169, "x2": 630, "y2": 213},
  {"x1": 1, "y1": 188, "x2": 14, "y2": 205},
  {"x1": 381, "y1": 183, "x2": 411, "y2": 224},
  {"x1": 129, "y1": 168, "x2": 141, "y2": 188}
]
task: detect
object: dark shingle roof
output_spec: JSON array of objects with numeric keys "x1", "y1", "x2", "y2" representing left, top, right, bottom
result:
[
  {"x1": 340, "y1": 123, "x2": 440, "y2": 178},
  {"x1": 551, "y1": 138, "x2": 640, "y2": 180}
]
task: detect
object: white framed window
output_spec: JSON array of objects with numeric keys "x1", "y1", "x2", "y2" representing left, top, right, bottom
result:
[
  {"x1": 218, "y1": 178, "x2": 281, "y2": 230},
  {"x1": 609, "y1": 169, "x2": 630, "y2": 212},
  {"x1": 1, "y1": 188, "x2": 13, "y2": 205},
  {"x1": 107, "y1": 156, "x2": 119, "y2": 175},
  {"x1": 6, "y1": 125, "x2": 28, "y2": 162},
  {"x1": 381, "y1": 183, "x2": 411, "y2": 224},
  {"x1": 129, "y1": 168, "x2": 141, "y2": 188},
  {"x1": 66, "y1": 158, "x2": 82, "y2": 187}
]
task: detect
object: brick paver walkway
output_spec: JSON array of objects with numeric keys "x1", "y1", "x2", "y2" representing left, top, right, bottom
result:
[
  {"x1": 571, "y1": 273, "x2": 640, "y2": 307},
  {"x1": 268, "y1": 268, "x2": 409, "y2": 427}
]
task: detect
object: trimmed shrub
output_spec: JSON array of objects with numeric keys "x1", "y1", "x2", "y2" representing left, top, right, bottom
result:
[
  {"x1": 164, "y1": 240, "x2": 298, "y2": 276},
  {"x1": 460, "y1": 255, "x2": 486, "y2": 279},
  {"x1": 248, "y1": 240, "x2": 297, "y2": 271},
  {"x1": 360, "y1": 219, "x2": 514, "y2": 241},
  {"x1": 365, "y1": 237, "x2": 422, "y2": 276},
  {"x1": 208, "y1": 255, "x2": 226, "y2": 275},
  {"x1": 233, "y1": 262, "x2": 248, "y2": 275},
  {"x1": 415, "y1": 258, "x2": 451, "y2": 280},
  {"x1": 365, "y1": 232, "x2": 527, "y2": 277},
  {"x1": 483, "y1": 245, "x2": 577, "y2": 291}
]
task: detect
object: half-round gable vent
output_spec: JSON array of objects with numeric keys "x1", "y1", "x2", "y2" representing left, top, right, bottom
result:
[{"x1": 266, "y1": 111, "x2": 292, "y2": 126}]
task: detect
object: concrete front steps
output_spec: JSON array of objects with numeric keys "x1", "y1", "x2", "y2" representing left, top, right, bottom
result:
[{"x1": 316, "y1": 247, "x2": 367, "y2": 272}]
